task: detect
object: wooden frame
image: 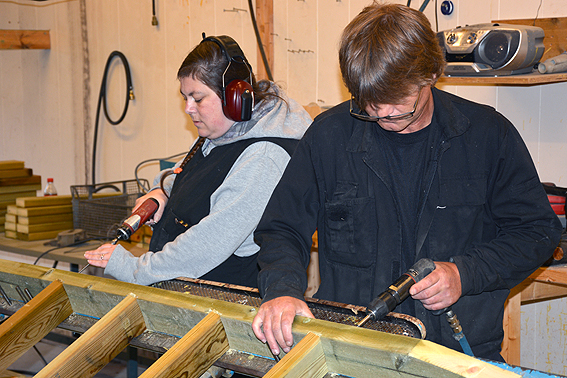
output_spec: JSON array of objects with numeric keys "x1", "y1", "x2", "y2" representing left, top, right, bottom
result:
[{"x1": 0, "y1": 259, "x2": 523, "y2": 378}]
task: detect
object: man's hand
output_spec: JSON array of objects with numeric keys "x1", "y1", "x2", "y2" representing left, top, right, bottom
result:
[
  {"x1": 133, "y1": 189, "x2": 168, "y2": 224},
  {"x1": 409, "y1": 261, "x2": 461, "y2": 310},
  {"x1": 252, "y1": 296, "x2": 314, "y2": 356}
]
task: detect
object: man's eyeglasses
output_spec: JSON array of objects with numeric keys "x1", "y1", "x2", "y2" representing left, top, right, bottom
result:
[{"x1": 349, "y1": 89, "x2": 422, "y2": 122}]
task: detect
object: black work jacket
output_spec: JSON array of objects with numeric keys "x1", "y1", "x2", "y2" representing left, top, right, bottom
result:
[{"x1": 256, "y1": 88, "x2": 562, "y2": 359}]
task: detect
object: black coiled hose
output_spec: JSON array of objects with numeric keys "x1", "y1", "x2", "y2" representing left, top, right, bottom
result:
[{"x1": 92, "y1": 51, "x2": 134, "y2": 185}]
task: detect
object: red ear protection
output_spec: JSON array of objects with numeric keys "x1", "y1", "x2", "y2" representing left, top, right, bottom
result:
[
  {"x1": 201, "y1": 35, "x2": 255, "y2": 122},
  {"x1": 225, "y1": 80, "x2": 254, "y2": 122}
]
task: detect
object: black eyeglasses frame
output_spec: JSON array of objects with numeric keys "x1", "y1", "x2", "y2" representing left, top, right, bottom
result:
[{"x1": 349, "y1": 89, "x2": 422, "y2": 122}]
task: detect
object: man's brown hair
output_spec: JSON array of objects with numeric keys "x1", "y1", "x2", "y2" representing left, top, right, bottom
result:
[{"x1": 339, "y1": 2, "x2": 445, "y2": 111}]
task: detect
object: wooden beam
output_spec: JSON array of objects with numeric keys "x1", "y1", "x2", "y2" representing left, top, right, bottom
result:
[
  {"x1": 0, "y1": 280, "x2": 72, "y2": 372},
  {"x1": 501, "y1": 285, "x2": 522, "y2": 365},
  {"x1": 255, "y1": 0, "x2": 274, "y2": 81},
  {"x1": 139, "y1": 312, "x2": 229, "y2": 378},
  {"x1": 0, "y1": 30, "x2": 50, "y2": 50},
  {"x1": 264, "y1": 332, "x2": 328, "y2": 378},
  {"x1": 34, "y1": 294, "x2": 146, "y2": 378}
]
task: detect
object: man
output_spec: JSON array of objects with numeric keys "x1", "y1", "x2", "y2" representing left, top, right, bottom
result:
[{"x1": 251, "y1": 3, "x2": 562, "y2": 361}]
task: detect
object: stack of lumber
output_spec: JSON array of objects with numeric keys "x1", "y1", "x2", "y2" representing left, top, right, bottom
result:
[
  {"x1": 0, "y1": 160, "x2": 41, "y2": 233},
  {"x1": 5, "y1": 195, "x2": 73, "y2": 241}
]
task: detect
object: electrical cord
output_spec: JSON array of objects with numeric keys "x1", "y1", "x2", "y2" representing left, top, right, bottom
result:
[
  {"x1": 247, "y1": 0, "x2": 274, "y2": 81},
  {"x1": 92, "y1": 51, "x2": 134, "y2": 186},
  {"x1": 134, "y1": 150, "x2": 189, "y2": 193},
  {"x1": 33, "y1": 237, "x2": 105, "y2": 265}
]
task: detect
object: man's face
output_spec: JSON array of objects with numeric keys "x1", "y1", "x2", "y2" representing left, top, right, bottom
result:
[{"x1": 365, "y1": 86, "x2": 434, "y2": 134}]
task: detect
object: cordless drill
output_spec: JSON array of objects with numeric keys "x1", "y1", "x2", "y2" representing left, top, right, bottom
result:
[{"x1": 79, "y1": 197, "x2": 159, "y2": 273}]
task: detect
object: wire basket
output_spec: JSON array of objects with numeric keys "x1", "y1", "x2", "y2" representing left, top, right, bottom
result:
[{"x1": 71, "y1": 179, "x2": 149, "y2": 239}]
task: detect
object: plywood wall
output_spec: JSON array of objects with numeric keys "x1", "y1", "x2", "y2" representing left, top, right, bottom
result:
[{"x1": 1, "y1": 0, "x2": 566, "y2": 374}]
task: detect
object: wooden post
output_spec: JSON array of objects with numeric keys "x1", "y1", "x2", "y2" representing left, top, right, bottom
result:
[
  {"x1": 0, "y1": 30, "x2": 50, "y2": 50},
  {"x1": 139, "y1": 312, "x2": 229, "y2": 378},
  {"x1": 0, "y1": 280, "x2": 72, "y2": 372},
  {"x1": 501, "y1": 285, "x2": 523, "y2": 365},
  {"x1": 34, "y1": 294, "x2": 146, "y2": 378},
  {"x1": 264, "y1": 332, "x2": 328, "y2": 378},
  {"x1": 255, "y1": 0, "x2": 274, "y2": 81}
]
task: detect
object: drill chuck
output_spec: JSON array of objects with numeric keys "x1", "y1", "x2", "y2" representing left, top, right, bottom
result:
[{"x1": 358, "y1": 258, "x2": 436, "y2": 326}]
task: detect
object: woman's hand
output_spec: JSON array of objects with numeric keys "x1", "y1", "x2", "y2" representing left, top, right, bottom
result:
[
  {"x1": 84, "y1": 243, "x2": 118, "y2": 268},
  {"x1": 133, "y1": 189, "x2": 169, "y2": 224}
]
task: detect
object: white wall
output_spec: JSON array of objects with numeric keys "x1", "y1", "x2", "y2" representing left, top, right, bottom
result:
[{"x1": 1, "y1": 0, "x2": 566, "y2": 374}]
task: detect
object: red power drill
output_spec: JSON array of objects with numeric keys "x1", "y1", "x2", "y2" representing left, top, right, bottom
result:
[{"x1": 79, "y1": 198, "x2": 159, "y2": 273}]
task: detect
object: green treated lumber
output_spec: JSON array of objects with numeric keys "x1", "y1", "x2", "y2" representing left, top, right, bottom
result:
[
  {"x1": 0, "y1": 259, "x2": 520, "y2": 378},
  {"x1": 264, "y1": 332, "x2": 328, "y2": 378},
  {"x1": 0, "y1": 280, "x2": 72, "y2": 371},
  {"x1": 35, "y1": 294, "x2": 145, "y2": 378},
  {"x1": 139, "y1": 312, "x2": 229, "y2": 378}
]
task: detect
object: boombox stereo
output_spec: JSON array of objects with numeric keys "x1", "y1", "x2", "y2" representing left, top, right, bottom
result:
[{"x1": 437, "y1": 23, "x2": 545, "y2": 76}]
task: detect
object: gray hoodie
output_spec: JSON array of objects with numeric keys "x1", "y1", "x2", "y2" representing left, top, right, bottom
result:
[{"x1": 105, "y1": 85, "x2": 312, "y2": 285}]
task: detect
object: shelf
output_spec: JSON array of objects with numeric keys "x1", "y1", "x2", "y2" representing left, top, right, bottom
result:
[
  {"x1": 0, "y1": 30, "x2": 50, "y2": 50},
  {"x1": 438, "y1": 72, "x2": 567, "y2": 86}
]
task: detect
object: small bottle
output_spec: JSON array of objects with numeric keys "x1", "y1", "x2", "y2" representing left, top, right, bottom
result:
[{"x1": 44, "y1": 178, "x2": 58, "y2": 196}]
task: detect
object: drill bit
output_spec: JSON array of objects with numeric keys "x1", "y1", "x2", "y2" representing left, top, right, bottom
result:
[{"x1": 78, "y1": 237, "x2": 118, "y2": 274}]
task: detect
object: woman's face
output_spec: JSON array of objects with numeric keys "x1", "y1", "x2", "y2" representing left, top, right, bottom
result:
[{"x1": 180, "y1": 76, "x2": 235, "y2": 139}]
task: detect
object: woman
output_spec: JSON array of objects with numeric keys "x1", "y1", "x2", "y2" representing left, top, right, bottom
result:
[{"x1": 84, "y1": 35, "x2": 311, "y2": 287}]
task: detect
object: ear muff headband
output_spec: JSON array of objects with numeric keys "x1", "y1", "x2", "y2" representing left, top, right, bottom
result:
[{"x1": 201, "y1": 35, "x2": 255, "y2": 122}]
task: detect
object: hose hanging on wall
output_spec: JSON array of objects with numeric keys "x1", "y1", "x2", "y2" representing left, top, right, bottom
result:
[{"x1": 91, "y1": 51, "x2": 134, "y2": 186}]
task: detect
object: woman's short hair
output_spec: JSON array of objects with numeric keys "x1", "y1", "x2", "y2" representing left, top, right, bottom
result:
[{"x1": 339, "y1": 2, "x2": 446, "y2": 110}]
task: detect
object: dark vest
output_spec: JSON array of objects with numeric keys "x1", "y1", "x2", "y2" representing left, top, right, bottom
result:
[{"x1": 149, "y1": 137, "x2": 298, "y2": 287}]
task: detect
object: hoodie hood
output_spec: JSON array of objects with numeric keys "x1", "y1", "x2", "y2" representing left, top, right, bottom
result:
[{"x1": 205, "y1": 84, "x2": 312, "y2": 152}]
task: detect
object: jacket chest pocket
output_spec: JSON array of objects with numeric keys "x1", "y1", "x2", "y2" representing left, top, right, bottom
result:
[{"x1": 324, "y1": 196, "x2": 377, "y2": 268}]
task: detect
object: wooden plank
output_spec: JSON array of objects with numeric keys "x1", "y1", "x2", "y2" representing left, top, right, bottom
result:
[
  {"x1": 0, "y1": 169, "x2": 32, "y2": 179},
  {"x1": 0, "y1": 161, "x2": 25, "y2": 170},
  {"x1": 501, "y1": 285, "x2": 522, "y2": 365},
  {"x1": 0, "y1": 30, "x2": 50, "y2": 50},
  {"x1": 16, "y1": 221, "x2": 73, "y2": 234},
  {"x1": 0, "y1": 260, "x2": 522, "y2": 378},
  {"x1": 4, "y1": 230, "x2": 17, "y2": 239},
  {"x1": 438, "y1": 72, "x2": 567, "y2": 85},
  {"x1": 15, "y1": 204, "x2": 72, "y2": 217},
  {"x1": 5, "y1": 214, "x2": 16, "y2": 223},
  {"x1": 4, "y1": 222, "x2": 15, "y2": 231},
  {"x1": 529, "y1": 264, "x2": 567, "y2": 285},
  {"x1": 18, "y1": 213, "x2": 73, "y2": 225},
  {"x1": 139, "y1": 312, "x2": 229, "y2": 378},
  {"x1": 15, "y1": 230, "x2": 65, "y2": 241},
  {"x1": 0, "y1": 370, "x2": 28, "y2": 378},
  {"x1": 6, "y1": 205, "x2": 18, "y2": 215},
  {"x1": 0, "y1": 280, "x2": 72, "y2": 371},
  {"x1": 264, "y1": 332, "x2": 328, "y2": 378},
  {"x1": 16, "y1": 195, "x2": 72, "y2": 208},
  {"x1": 35, "y1": 294, "x2": 146, "y2": 378},
  {"x1": 0, "y1": 184, "x2": 41, "y2": 194},
  {"x1": 0, "y1": 175, "x2": 42, "y2": 187},
  {"x1": 0, "y1": 191, "x2": 37, "y2": 202},
  {"x1": 492, "y1": 17, "x2": 567, "y2": 63},
  {"x1": 255, "y1": 0, "x2": 274, "y2": 81}
]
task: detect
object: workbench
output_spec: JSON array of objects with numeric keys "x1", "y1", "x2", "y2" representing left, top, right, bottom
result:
[
  {"x1": 0, "y1": 233, "x2": 146, "y2": 271},
  {"x1": 501, "y1": 263, "x2": 567, "y2": 366}
]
